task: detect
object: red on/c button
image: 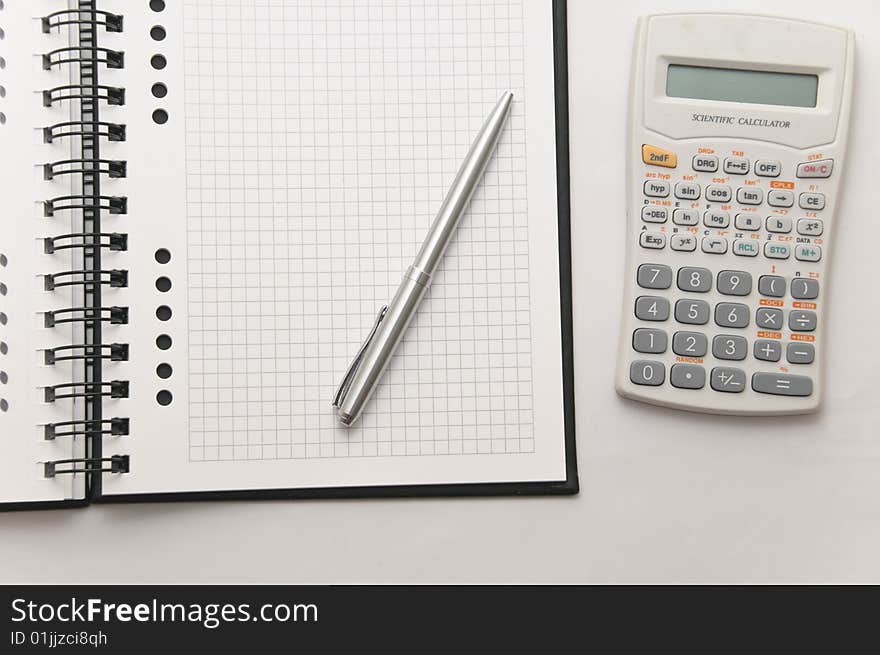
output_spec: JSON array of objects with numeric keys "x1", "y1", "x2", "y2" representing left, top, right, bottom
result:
[{"x1": 796, "y1": 159, "x2": 833, "y2": 178}]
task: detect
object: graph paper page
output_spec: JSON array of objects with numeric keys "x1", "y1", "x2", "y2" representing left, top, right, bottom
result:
[{"x1": 100, "y1": 0, "x2": 567, "y2": 495}]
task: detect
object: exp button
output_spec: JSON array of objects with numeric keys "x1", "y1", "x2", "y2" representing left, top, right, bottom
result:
[{"x1": 642, "y1": 144, "x2": 677, "y2": 168}]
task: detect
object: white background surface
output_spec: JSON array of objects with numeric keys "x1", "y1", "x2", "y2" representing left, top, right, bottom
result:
[{"x1": 2, "y1": 0, "x2": 879, "y2": 583}]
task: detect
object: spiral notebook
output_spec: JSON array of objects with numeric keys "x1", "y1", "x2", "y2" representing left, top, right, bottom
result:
[{"x1": 0, "y1": 0, "x2": 575, "y2": 510}]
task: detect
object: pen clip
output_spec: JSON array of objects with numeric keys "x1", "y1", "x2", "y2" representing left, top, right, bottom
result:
[{"x1": 332, "y1": 304, "x2": 388, "y2": 408}]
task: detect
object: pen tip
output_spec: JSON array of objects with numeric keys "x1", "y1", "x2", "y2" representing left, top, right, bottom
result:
[{"x1": 497, "y1": 90, "x2": 514, "y2": 112}]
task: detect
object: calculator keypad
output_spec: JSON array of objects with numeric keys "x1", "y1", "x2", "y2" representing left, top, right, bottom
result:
[
  {"x1": 627, "y1": 262, "x2": 823, "y2": 398},
  {"x1": 630, "y1": 145, "x2": 829, "y2": 408}
]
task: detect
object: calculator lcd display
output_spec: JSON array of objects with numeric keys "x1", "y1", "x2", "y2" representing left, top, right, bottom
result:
[{"x1": 666, "y1": 64, "x2": 818, "y2": 108}]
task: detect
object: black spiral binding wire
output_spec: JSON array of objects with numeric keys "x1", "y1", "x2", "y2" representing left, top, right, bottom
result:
[
  {"x1": 44, "y1": 418, "x2": 130, "y2": 441},
  {"x1": 41, "y1": 2, "x2": 130, "y2": 485},
  {"x1": 44, "y1": 456, "x2": 130, "y2": 479}
]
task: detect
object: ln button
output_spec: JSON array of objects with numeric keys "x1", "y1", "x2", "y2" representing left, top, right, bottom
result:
[{"x1": 642, "y1": 144, "x2": 677, "y2": 168}]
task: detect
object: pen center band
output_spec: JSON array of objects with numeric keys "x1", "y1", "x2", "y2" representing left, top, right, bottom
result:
[{"x1": 404, "y1": 266, "x2": 431, "y2": 288}]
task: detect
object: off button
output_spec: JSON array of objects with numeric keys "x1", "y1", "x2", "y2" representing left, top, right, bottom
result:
[{"x1": 642, "y1": 144, "x2": 677, "y2": 168}]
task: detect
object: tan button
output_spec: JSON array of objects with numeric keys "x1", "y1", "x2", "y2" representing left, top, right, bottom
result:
[{"x1": 642, "y1": 144, "x2": 677, "y2": 168}]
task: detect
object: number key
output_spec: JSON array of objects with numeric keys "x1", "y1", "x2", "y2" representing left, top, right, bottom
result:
[
  {"x1": 712, "y1": 334, "x2": 747, "y2": 361},
  {"x1": 632, "y1": 328, "x2": 667, "y2": 354},
  {"x1": 677, "y1": 267, "x2": 712, "y2": 293},
  {"x1": 637, "y1": 264, "x2": 672, "y2": 289},
  {"x1": 674, "y1": 299, "x2": 710, "y2": 325},
  {"x1": 635, "y1": 296, "x2": 670, "y2": 321},
  {"x1": 717, "y1": 270, "x2": 752, "y2": 296},
  {"x1": 630, "y1": 360, "x2": 665, "y2": 386},
  {"x1": 715, "y1": 302, "x2": 750, "y2": 328},
  {"x1": 673, "y1": 331, "x2": 708, "y2": 357}
]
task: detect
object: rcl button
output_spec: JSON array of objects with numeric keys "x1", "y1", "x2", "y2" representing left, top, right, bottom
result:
[{"x1": 796, "y1": 159, "x2": 833, "y2": 178}]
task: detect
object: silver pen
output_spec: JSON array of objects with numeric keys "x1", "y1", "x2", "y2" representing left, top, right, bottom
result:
[{"x1": 332, "y1": 90, "x2": 515, "y2": 427}]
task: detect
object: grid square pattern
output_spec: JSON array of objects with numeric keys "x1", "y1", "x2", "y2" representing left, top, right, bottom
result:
[{"x1": 183, "y1": 0, "x2": 535, "y2": 462}]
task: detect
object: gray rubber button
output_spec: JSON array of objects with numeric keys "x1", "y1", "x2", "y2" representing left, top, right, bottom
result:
[
  {"x1": 789, "y1": 310, "x2": 817, "y2": 332},
  {"x1": 798, "y1": 192, "x2": 825, "y2": 210},
  {"x1": 635, "y1": 296, "x2": 670, "y2": 322},
  {"x1": 736, "y1": 187, "x2": 763, "y2": 205},
  {"x1": 675, "y1": 182, "x2": 701, "y2": 200},
  {"x1": 754, "y1": 340, "x2": 782, "y2": 362},
  {"x1": 758, "y1": 275, "x2": 786, "y2": 298},
  {"x1": 756, "y1": 307, "x2": 784, "y2": 330},
  {"x1": 692, "y1": 155, "x2": 718, "y2": 172},
  {"x1": 632, "y1": 328, "x2": 667, "y2": 354},
  {"x1": 767, "y1": 189, "x2": 794, "y2": 207},
  {"x1": 637, "y1": 264, "x2": 673, "y2": 289},
  {"x1": 630, "y1": 360, "x2": 665, "y2": 386},
  {"x1": 670, "y1": 364, "x2": 706, "y2": 389},
  {"x1": 703, "y1": 211, "x2": 730, "y2": 228},
  {"x1": 791, "y1": 277, "x2": 819, "y2": 300},
  {"x1": 710, "y1": 367, "x2": 746, "y2": 393},
  {"x1": 644, "y1": 180, "x2": 670, "y2": 197},
  {"x1": 712, "y1": 334, "x2": 747, "y2": 361},
  {"x1": 641, "y1": 206, "x2": 668, "y2": 223},
  {"x1": 755, "y1": 160, "x2": 781, "y2": 177},
  {"x1": 786, "y1": 342, "x2": 815, "y2": 364},
  {"x1": 673, "y1": 331, "x2": 708, "y2": 357},
  {"x1": 672, "y1": 208, "x2": 699, "y2": 225},
  {"x1": 715, "y1": 302, "x2": 750, "y2": 328},
  {"x1": 674, "y1": 299, "x2": 710, "y2": 325},
  {"x1": 752, "y1": 372, "x2": 813, "y2": 396},
  {"x1": 723, "y1": 157, "x2": 750, "y2": 175},
  {"x1": 706, "y1": 184, "x2": 732, "y2": 203},
  {"x1": 677, "y1": 267, "x2": 712, "y2": 293},
  {"x1": 717, "y1": 270, "x2": 752, "y2": 296}
]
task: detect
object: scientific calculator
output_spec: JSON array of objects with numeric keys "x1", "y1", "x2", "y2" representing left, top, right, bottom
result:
[{"x1": 615, "y1": 13, "x2": 854, "y2": 415}]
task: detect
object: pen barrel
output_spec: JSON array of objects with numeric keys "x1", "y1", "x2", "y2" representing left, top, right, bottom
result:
[
  {"x1": 412, "y1": 91, "x2": 514, "y2": 276},
  {"x1": 335, "y1": 91, "x2": 513, "y2": 426},
  {"x1": 335, "y1": 269, "x2": 430, "y2": 426}
]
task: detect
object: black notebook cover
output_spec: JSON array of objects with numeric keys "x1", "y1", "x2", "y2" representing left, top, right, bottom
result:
[{"x1": 3, "y1": 0, "x2": 575, "y2": 510}]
